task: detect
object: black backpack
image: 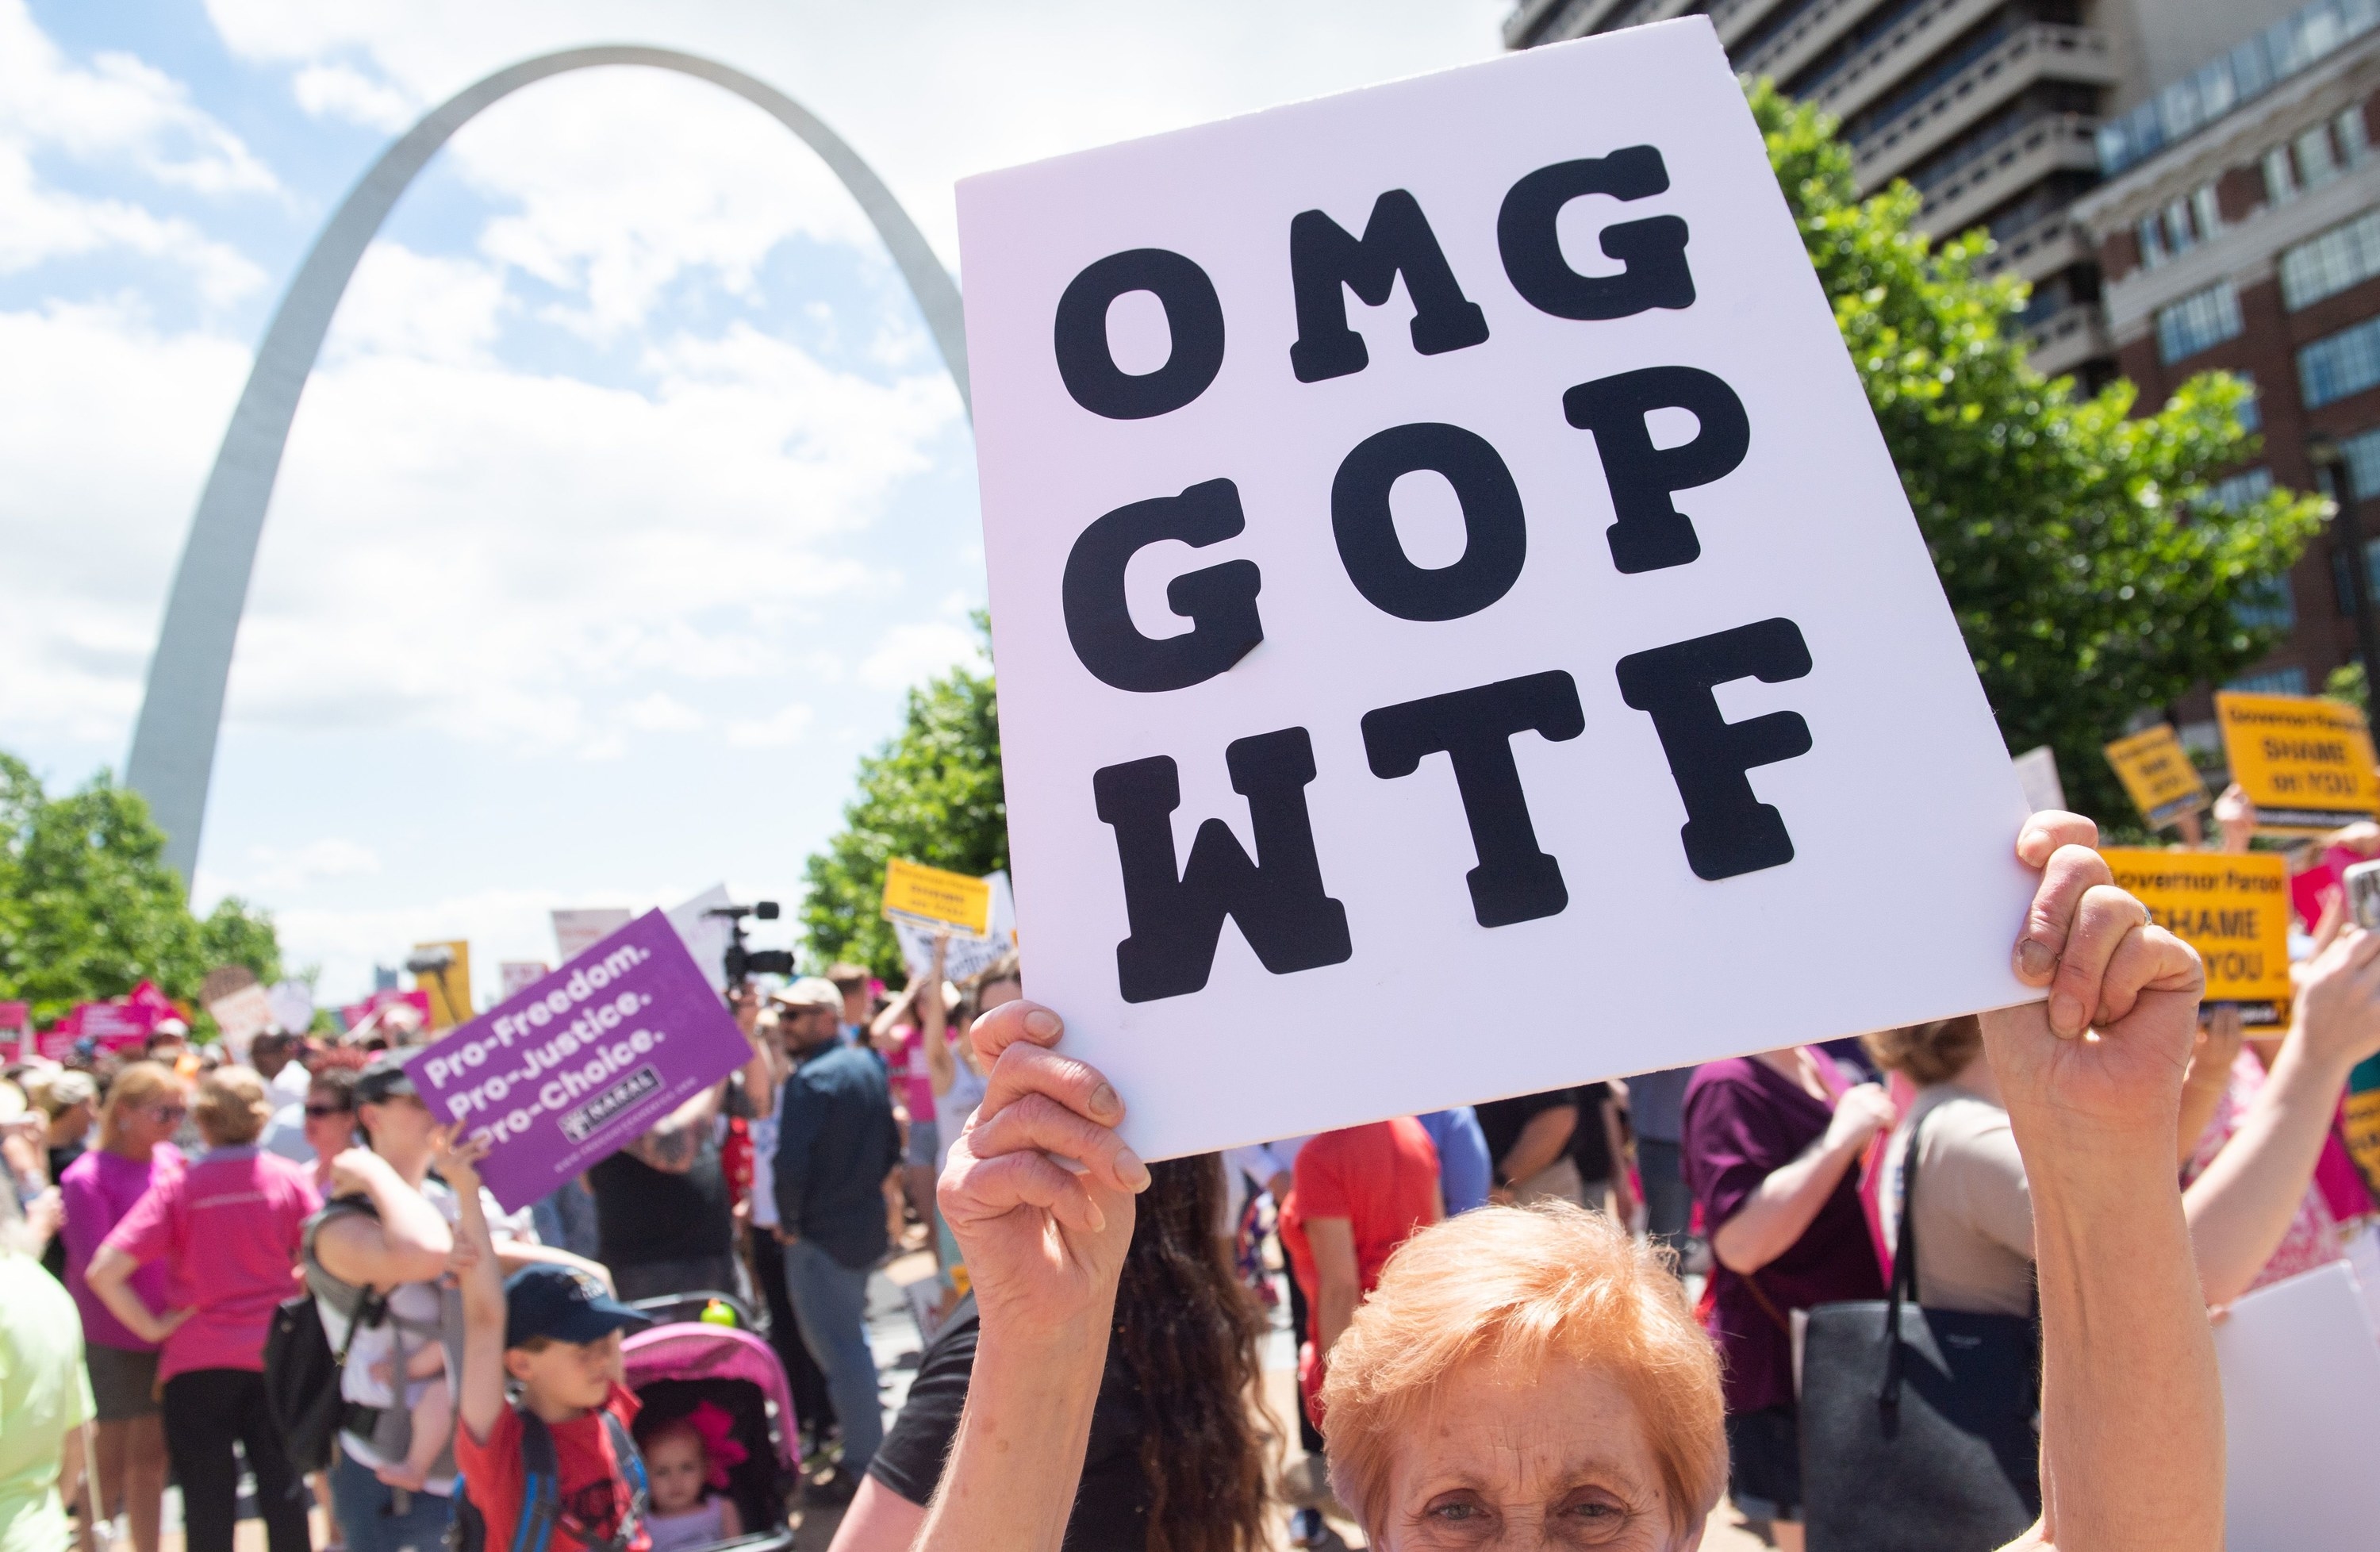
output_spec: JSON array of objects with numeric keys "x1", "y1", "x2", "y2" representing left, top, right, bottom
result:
[
  {"x1": 448, "y1": 1409, "x2": 648, "y2": 1552},
  {"x1": 264, "y1": 1198, "x2": 390, "y2": 1474}
]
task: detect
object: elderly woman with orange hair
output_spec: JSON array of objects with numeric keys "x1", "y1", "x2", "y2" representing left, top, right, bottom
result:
[{"x1": 908, "y1": 812, "x2": 2225, "y2": 1551}]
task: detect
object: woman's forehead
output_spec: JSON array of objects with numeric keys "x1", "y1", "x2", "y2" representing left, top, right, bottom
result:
[{"x1": 1401, "y1": 1352, "x2": 1662, "y2": 1478}]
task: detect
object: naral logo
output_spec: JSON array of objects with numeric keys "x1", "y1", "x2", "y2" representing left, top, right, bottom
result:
[{"x1": 559, "y1": 1066, "x2": 662, "y2": 1144}]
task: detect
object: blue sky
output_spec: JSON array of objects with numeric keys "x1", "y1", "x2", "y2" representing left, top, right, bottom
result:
[{"x1": 1, "y1": 0, "x2": 1504, "y2": 1005}]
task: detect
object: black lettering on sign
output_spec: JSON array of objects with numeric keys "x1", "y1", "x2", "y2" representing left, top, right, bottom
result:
[
  {"x1": 1094, "y1": 727, "x2": 1353, "y2": 1003},
  {"x1": 1362, "y1": 671, "x2": 1586, "y2": 928},
  {"x1": 1615, "y1": 618, "x2": 1814, "y2": 882},
  {"x1": 1564, "y1": 366, "x2": 1750, "y2": 574},
  {"x1": 1497, "y1": 144, "x2": 1694, "y2": 321},
  {"x1": 1332, "y1": 422, "x2": 1527, "y2": 621},
  {"x1": 1054, "y1": 248, "x2": 1226, "y2": 419},
  {"x1": 1062, "y1": 478, "x2": 1263, "y2": 693},
  {"x1": 1289, "y1": 190, "x2": 1491, "y2": 382}
]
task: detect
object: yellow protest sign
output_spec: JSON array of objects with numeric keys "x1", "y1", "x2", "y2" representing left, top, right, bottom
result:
[
  {"x1": 2101, "y1": 849, "x2": 2291, "y2": 1028},
  {"x1": 881, "y1": 858, "x2": 994, "y2": 939},
  {"x1": 2216, "y1": 691, "x2": 2380, "y2": 833},
  {"x1": 2102, "y1": 724, "x2": 2209, "y2": 830},
  {"x1": 411, "y1": 940, "x2": 474, "y2": 1031}
]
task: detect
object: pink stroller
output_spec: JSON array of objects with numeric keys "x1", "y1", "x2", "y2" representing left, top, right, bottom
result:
[{"x1": 623, "y1": 1294, "x2": 800, "y2": 1548}]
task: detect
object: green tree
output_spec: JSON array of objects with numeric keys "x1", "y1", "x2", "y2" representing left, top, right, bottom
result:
[
  {"x1": 800, "y1": 652, "x2": 1006, "y2": 979},
  {"x1": 1755, "y1": 83, "x2": 2328, "y2": 820},
  {"x1": 0, "y1": 752, "x2": 281, "y2": 1027}
]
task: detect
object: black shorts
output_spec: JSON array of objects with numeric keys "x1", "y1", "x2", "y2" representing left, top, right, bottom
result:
[
  {"x1": 86, "y1": 1343, "x2": 161, "y2": 1422},
  {"x1": 1725, "y1": 1403, "x2": 1802, "y2": 1523}
]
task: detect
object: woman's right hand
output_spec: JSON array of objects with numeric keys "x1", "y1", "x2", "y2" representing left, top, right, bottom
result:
[
  {"x1": 2286, "y1": 924, "x2": 2380, "y2": 1075},
  {"x1": 939, "y1": 999, "x2": 1150, "y2": 1337}
]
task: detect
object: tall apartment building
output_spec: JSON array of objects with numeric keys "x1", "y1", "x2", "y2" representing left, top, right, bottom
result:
[
  {"x1": 1505, "y1": 0, "x2": 2312, "y2": 386},
  {"x1": 2071, "y1": 3, "x2": 2380, "y2": 723}
]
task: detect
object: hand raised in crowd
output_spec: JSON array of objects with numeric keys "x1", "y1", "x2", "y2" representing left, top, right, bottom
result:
[
  {"x1": 2213, "y1": 782, "x2": 2257, "y2": 854},
  {"x1": 1995, "y1": 809, "x2": 2204, "y2": 1151},
  {"x1": 941, "y1": 998, "x2": 1150, "y2": 1335},
  {"x1": 1824, "y1": 1081, "x2": 1895, "y2": 1152},
  {"x1": 2287, "y1": 918, "x2": 2380, "y2": 1074}
]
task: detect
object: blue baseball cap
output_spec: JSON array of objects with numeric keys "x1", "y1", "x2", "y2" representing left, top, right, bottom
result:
[{"x1": 503, "y1": 1264, "x2": 650, "y2": 1348}]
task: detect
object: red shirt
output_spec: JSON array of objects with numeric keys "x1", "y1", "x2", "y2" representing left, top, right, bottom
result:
[
  {"x1": 99, "y1": 1145, "x2": 319, "y2": 1382},
  {"x1": 1280, "y1": 1118, "x2": 1440, "y2": 1322},
  {"x1": 457, "y1": 1383, "x2": 651, "y2": 1552}
]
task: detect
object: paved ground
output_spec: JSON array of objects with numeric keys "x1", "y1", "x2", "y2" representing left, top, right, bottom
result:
[{"x1": 155, "y1": 1246, "x2": 1774, "y2": 1552}]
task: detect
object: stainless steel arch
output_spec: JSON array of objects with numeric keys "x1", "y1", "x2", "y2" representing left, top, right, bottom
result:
[{"x1": 125, "y1": 45, "x2": 970, "y2": 882}]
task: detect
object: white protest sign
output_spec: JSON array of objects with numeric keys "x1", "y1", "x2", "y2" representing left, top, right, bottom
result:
[
  {"x1": 207, "y1": 983, "x2": 276, "y2": 1059},
  {"x1": 552, "y1": 908, "x2": 632, "y2": 965},
  {"x1": 958, "y1": 17, "x2": 2036, "y2": 1159},
  {"x1": 267, "y1": 980, "x2": 314, "y2": 1037},
  {"x1": 2213, "y1": 1261, "x2": 2380, "y2": 1550},
  {"x1": 666, "y1": 884, "x2": 735, "y2": 993},
  {"x1": 2011, "y1": 745, "x2": 2065, "y2": 814}
]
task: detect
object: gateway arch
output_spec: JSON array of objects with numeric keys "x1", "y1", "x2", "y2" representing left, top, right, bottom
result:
[{"x1": 125, "y1": 45, "x2": 972, "y2": 882}]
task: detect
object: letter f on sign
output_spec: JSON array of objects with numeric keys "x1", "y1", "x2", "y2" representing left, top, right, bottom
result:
[
  {"x1": 1094, "y1": 728, "x2": 1353, "y2": 1003},
  {"x1": 1616, "y1": 619, "x2": 1814, "y2": 882}
]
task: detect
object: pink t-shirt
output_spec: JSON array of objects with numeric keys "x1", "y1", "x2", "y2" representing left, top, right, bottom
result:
[
  {"x1": 100, "y1": 1145, "x2": 321, "y2": 1381},
  {"x1": 60, "y1": 1143, "x2": 186, "y2": 1352},
  {"x1": 887, "y1": 1024, "x2": 938, "y2": 1122}
]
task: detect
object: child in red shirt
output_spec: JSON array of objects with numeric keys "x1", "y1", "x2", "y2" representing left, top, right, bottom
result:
[{"x1": 444, "y1": 1133, "x2": 653, "y2": 1552}]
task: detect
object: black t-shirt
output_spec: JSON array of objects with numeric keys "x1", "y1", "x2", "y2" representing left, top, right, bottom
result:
[
  {"x1": 1570, "y1": 1081, "x2": 1615, "y2": 1182},
  {"x1": 1474, "y1": 1089, "x2": 1579, "y2": 1182},
  {"x1": 587, "y1": 1132, "x2": 734, "y2": 1267},
  {"x1": 870, "y1": 1299, "x2": 1151, "y2": 1550}
]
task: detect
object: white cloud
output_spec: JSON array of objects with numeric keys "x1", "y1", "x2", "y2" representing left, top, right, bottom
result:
[
  {"x1": 620, "y1": 691, "x2": 704, "y2": 732},
  {"x1": 858, "y1": 620, "x2": 985, "y2": 692},
  {"x1": 725, "y1": 703, "x2": 815, "y2": 747},
  {"x1": 0, "y1": 0, "x2": 278, "y2": 194},
  {"x1": 200, "y1": 837, "x2": 383, "y2": 897},
  {"x1": 291, "y1": 61, "x2": 416, "y2": 131}
]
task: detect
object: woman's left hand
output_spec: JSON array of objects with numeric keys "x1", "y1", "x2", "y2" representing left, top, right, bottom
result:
[
  {"x1": 939, "y1": 1000, "x2": 1149, "y2": 1342},
  {"x1": 1990, "y1": 810, "x2": 2204, "y2": 1160}
]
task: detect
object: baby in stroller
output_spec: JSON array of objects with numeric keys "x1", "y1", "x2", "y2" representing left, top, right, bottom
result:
[
  {"x1": 637, "y1": 1404, "x2": 747, "y2": 1552},
  {"x1": 623, "y1": 1292, "x2": 801, "y2": 1552}
]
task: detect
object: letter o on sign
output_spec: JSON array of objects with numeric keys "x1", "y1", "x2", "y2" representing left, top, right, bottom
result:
[
  {"x1": 1054, "y1": 248, "x2": 1226, "y2": 419},
  {"x1": 1331, "y1": 421, "x2": 1527, "y2": 621}
]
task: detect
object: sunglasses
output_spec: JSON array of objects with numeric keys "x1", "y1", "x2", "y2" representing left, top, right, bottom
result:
[
  {"x1": 305, "y1": 1103, "x2": 352, "y2": 1120},
  {"x1": 148, "y1": 1104, "x2": 187, "y2": 1121}
]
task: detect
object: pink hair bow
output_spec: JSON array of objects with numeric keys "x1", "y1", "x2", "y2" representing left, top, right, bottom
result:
[{"x1": 686, "y1": 1402, "x2": 747, "y2": 1490}]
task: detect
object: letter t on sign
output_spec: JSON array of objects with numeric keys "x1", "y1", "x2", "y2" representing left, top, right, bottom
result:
[
  {"x1": 1615, "y1": 619, "x2": 1814, "y2": 882},
  {"x1": 1362, "y1": 671, "x2": 1586, "y2": 927}
]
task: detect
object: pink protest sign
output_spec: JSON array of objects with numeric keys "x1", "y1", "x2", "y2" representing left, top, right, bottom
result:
[{"x1": 401, "y1": 909, "x2": 751, "y2": 1212}]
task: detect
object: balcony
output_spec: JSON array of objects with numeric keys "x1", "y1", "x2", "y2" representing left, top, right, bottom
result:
[
  {"x1": 1978, "y1": 209, "x2": 2089, "y2": 285},
  {"x1": 2025, "y1": 300, "x2": 2113, "y2": 378},
  {"x1": 1503, "y1": 0, "x2": 1633, "y2": 47},
  {"x1": 1914, "y1": 113, "x2": 2101, "y2": 240},
  {"x1": 1790, "y1": 0, "x2": 2017, "y2": 129},
  {"x1": 1711, "y1": 0, "x2": 1801, "y2": 49},
  {"x1": 1851, "y1": 25, "x2": 2117, "y2": 191}
]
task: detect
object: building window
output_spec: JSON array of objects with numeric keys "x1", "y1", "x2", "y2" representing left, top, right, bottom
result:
[
  {"x1": 2299, "y1": 121, "x2": 2344, "y2": 186},
  {"x1": 2342, "y1": 424, "x2": 2380, "y2": 498},
  {"x1": 2238, "y1": 370, "x2": 2262, "y2": 430},
  {"x1": 2159, "y1": 281, "x2": 2244, "y2": 364},
  {"x1": 2343, "y1": 104, "x2": 2374, "y2": 163},
  {"x1": 2209, "y1": 467, "x2": 2276, "y2": 511},
  {"x1": 2232, "y1": 575, "x2": 2297, "y2": 633},
  {"x1": 2138, "y1": 213, "x2": 2170, "y2": 269},
  {"x1": 2194, "y1": 184, "x2": 2224, "y2": 240},
  {"x1": 2225, "y1": 666, "x2": 2310, "y2": 696},
  {"x1": 2281, "y1": 208, "x2": 2380, "y2": 309},
  {"x1": 2300, "y1": 314, "x2": 2380, "y2": 405},
  {"x1": 2267, "y1": 144, "x2": 2300, "y2": 204}
]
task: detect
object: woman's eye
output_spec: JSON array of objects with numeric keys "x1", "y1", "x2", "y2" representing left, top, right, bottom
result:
[{"x1": 1426, "y1": 1496, "x2": 1485, "y2": 1521}]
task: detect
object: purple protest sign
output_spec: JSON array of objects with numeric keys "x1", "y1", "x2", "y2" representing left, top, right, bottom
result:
[{"x1": 402, "y1": 909, "x2": 750, "y2": 1212}]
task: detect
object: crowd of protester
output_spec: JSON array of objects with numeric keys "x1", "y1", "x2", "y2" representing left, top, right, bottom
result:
[{"x1": 2, "y1": 801, "x2": 2378, "y2": 1552}]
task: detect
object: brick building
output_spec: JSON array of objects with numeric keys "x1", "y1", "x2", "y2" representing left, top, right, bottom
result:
[{"x1": 2072, "y1": 2, "x2": 2380, "y2": 738}]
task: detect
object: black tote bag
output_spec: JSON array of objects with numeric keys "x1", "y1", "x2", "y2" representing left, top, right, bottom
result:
[{"x1": 1801, "y1": 1110, "x2": 2042, "y2": 1551}]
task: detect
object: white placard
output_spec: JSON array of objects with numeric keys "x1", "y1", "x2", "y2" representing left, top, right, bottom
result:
[
  {"x1": 207, "y1": 983, "x2": 276, "y2": 1059},
  {"x1": 667, "y1": 884, "x2": 736, "y2": 993},
  {"x1": 266, "y1": 980, "x2": 314, "y2": 1037},
  {"x1": 2012, "y1": 745, "x2": 2065, "y2": 814},
  {"x1": 551, "y1": 908, "x2": 633, "y2": 965},
  {"x1": 958, "y1": 17, "x2": 2036, "y2": 1158},
  {"x1": 497, "y1": 961, "x2": 551, "y2": 999},
  {"x1": 895, "y1": 870, "x2": 1019, "y2": 985},
  {"x1": 2213, "y1": 1260, "x2": 2380, "y2": 1550}
]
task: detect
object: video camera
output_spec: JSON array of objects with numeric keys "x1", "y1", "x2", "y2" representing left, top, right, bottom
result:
[{"x1": 708, "y1": 901, "x2": 795, "y2": 989}]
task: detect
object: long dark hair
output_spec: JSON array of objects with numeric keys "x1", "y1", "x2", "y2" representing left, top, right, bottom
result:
[{"x1": 1114, "y1": 1154, "x2": 1270, "y2": 1552}]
